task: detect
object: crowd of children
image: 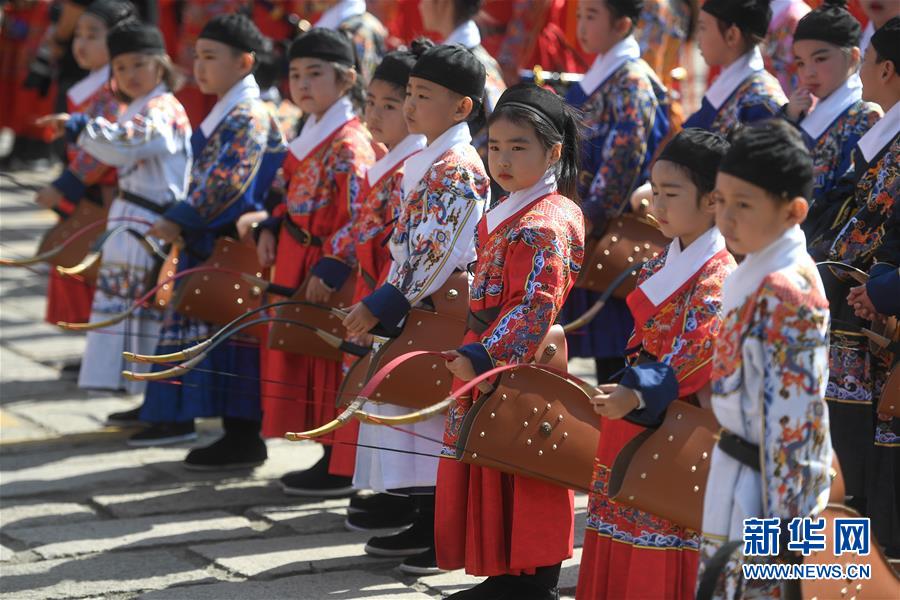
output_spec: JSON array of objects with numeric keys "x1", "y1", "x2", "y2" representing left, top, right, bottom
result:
[{"x1": 7, "y1": 0, "x2": 899, "y2": 598}]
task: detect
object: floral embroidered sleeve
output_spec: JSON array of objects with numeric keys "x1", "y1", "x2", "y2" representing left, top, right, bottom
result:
[
  {"x1": 458, "y1": 223, "x2": 575, "y2": 374},
  {"x1": 77, "y1": 108, "x2": 182, "y2": 168},
  {"x1": 362, "y1": 165, "x2": 486, "y2": 330},
  {"x1": 753, "y1": 279, "x2": 831, "y2": 521},
  {"x1": 53, "y1": 90, "x2": 121, "y2": 204}
]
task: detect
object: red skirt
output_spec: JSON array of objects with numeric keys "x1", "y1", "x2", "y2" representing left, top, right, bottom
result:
[
  {"x1": 45, "y1": 270, "x2": 93, "y2": 325},
  {"x1": 260, "y1": 229, "x2": 341, "y2": 442},
  {"x1": 576, "y1": 417, "x2": 699, "y2": 599},
  {"x1": 435, "y1": 331, "x2": 575, "y2": 576}
]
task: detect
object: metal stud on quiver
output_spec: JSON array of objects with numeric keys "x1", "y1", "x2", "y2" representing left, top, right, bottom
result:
[
  {"x1": 576, "y1": 214, "x2": 669, "y2": 298},
  {"x1": 167, "y1": 238, "x2": 267, "y2": 336},
  {"x1": 267, "y1": 274, "x2": 357, "y2": 362}
]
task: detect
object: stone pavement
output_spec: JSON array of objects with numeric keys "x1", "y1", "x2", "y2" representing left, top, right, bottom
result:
[{"x1": 0, "y1": 170, "x2": 597, "y2": 599}]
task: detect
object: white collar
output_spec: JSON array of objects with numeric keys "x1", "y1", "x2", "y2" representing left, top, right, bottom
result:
[
  {"x1": 288, "y1": 96, "x2": 356, "y2": 161},
  {"x1": 769, "y1": 0, "x2": 800, "y2": 23},
  {"x1": 444, "y1": 20, "x2": 481, "y2": 48},
  {"x1": 367, "y1": 134, "x2": 427, "y2": 186},
  {"x1": 486, "y1": 170, "x2": 557, "y2": 234},
  {"x1": 119, "y1": 83, "x2": 167, "y2": 124},
  {"x1": 639, "y1": 227, "x2": 726, "y2": 306},
  {"x1": 67, "y1": 64, "x2": 109, "y2": 107},
  {"x1": 858, "y1": 100, "x2": 900, "y2": 163},
  {"x1": 199, "y1": 74, "x2": 260, "y2": 137},
  {"x1": 860, "y1": 22, "x2": 874, "y2": 55},
  {"x1": 705, "y1": 47, "x2": 767, "y2": 109},
  {"x1": 401, "y1": 121, "x2": 472, "y2": 199},
  {"x1": 578, "y1": 35, "x2": 641, "y2": 96},
  {"x1": 722, "y1": 225, "x2": 810, "y2": 314},
  {"x1": 800, "y1": 74, "x2": 863, "y2": 140},
  {"x1": 314, "y1": 0, "x2": 366, "y2": 30}
]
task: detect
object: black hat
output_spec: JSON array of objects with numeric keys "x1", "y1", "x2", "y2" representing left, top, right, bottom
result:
[
  {"x1": 494, "y1": 83, "x2": 568, "y2": 135},
  {"x1": 607, "y1": 0, "x2": 645, "y2": 21},
  {"x1": 410, "y1": 43, "x2": 485, "y2": 100},
  {"x1": 84, "y1": 0, "x2": 136, "y2": 29},
  {"x1": 656, "y1": 128, "x2": 731, "y2": 191},
  {"x1": 372, "y1": 49, "x2": 418, "y2": 89},
  {"x1": 701, "y1": 0, "x2": 772, "y2": 38},
  {"x1": 718, "y1": 120, "x2": 813, "y2": 200},
  {"x1": 107, "y1": 21, "x2": 165, "y2": 59},
  {"x1": 288, "y1": 27, "x2": 356, "y2": 68},
  {"x1": 870, "y1": 16, "x2": 900, "y2": 67},
  {"x1": 794, "y1": 0, "x2": 860, "y2": 48},
  {"x1": 199, "y1": 13, "x2": 265, "y2": 54}
]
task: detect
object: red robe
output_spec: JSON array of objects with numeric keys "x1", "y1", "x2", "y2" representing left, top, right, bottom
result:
[
  {"x1": 436, "y1": 192, "x2": 585, "y2": 575},
  {"x1": 328, "y1": 152, "x2": 407, "y2": 477},
  {"x1": 576, "y1": 245, "x2": 735, "y2": 600},
  {"x1": 45, "y1": 77, "x2": 122, "y2": 325},
  {"x1": 260, "y1": 117, "x2": 374, "y2": 440}
]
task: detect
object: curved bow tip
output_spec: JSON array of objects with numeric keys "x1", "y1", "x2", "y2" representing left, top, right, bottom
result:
[
  {"x1": 284, "y1": 418, "x2": 343, "y2": 441},
  {"x1": 0, "y1": 255, "x2": 44, "y2": 267},
  {"x1": 122, "y1": 365, "x2": 185, "y2": 381},
  {"x1": 56, "y1": 315, "x2": 124, "y2": 331},
  {"x1": 355, "y1": 397, "x2": 454, "y2": 426},
  {"x1": 122, "y1": 346, "x2": 200, "y2": 364},
  {"x1": 56, "y1": 252, "x2": 100, "y2": 276}
]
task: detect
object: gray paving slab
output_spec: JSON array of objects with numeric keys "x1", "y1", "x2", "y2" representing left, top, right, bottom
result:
[
  {"x1": 0, "y1": 500, "x2": 97, "y2": 530},
  {"x1": 4, "y1": 510, "x2": 262, "y2": 559},
  {"x1": 0, "y1": 543, "x2": 13, "y2": 562},
  {"x1": 93, "y1": 480, "x2": 299, "y2": 518},
  {"x1": 189, "y1": 531, "x2": 398, "y2": 579},
  {"x1": 4, "y1": 392, "x2": 142, "y2": 436},
  {"x1": 0, "y1": 549, "x2": 215, "y2": 600},
  {"x1": 139, "y1": 571, "x2": 434, "y2": 600},
  {"x1": 0, "y1": 346, "x2": 65, "y2": 403},
  {"x1": 247, "y1": 499, "x2": 350, "y2": 535}
]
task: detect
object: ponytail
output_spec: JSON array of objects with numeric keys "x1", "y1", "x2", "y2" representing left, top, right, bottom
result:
[{"x1": 556, "y1": 103, "x2": 583, "y2": 201}]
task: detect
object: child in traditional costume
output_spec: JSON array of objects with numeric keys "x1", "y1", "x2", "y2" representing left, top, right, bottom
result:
[
  {"x1": 784, "y1": 0, "x2": 881, "y2": 211},
  {"x1": 696, "y1": 121, "x2": 832, "y2": 598},
  {"x1": 578, "y1": 128, "x2": 736, "y2": 600},
  {"x1": 35, "y1": 0, "x2": 134, "y2": 327},
  {"x1": 126, "y1": 15, "x2": 285, "y2": 463},
  {"x1": 66, "y1": 21, "x2": 191, "y2": 395},
  {"x1": 763, "y1": 0, "x2": 811, "y2": 94},
  {"x1": 435, "y1": 83, "x2": 585, "y2": 600},
  {"x1": 342, "y1": 42, "x2": 490, "y2": 574},
  {"x1": 559, "y1": 0, "x2": 670, "y2": 383},
  {"x1": 332, "y1": 47, "x2": 428, "y2": 531},
  {"x1": 684, "y1": 0, "x2": 786, "y2": 135},
  {"x1": 820, "y1": 17, "x2": 899, "y2": 558},
  {"x1": 311, "y1": 0, "x2": 388, "y2": 84},
  {"x1": 255, "y1": 28, "x2": 375, "y2": 495}
]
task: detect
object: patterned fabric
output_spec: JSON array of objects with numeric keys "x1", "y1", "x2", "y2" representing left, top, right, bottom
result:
[
  {"x1": 763, "y1": 1, "x2": 811, "y2": 94},
  {"x1": 384, "y1": 144, "x2": 489, "y2": 306},
  {"x1": 63, "y1": 84, "x2": 122, "y2": 199},
  {"x1": 141, "y1": 96, "x2": 286, "y2": 423},
  {"x1": 683, "y1": 72, "x2": 787, "y2": 137},
  {"x1": 635, "y1": 0, "x2": 692, "y2": 88},
  {"x1": 339, "y1": 12, "x2": 388, "y2": 85},
  {"x1": 803, "y1": 100, "x2": 881, "y2": 207},
  {"x1": 470, "y1": 44, "x2": 507, "y2": 163},
  {"x1": 354, "y1": 168, "x2": 404, "y2": 293},
  {"x1": 698, "y1": 258, "x2": 831, "y2": 599},
  {"x1": 559, "y1": 57, "x2": 670, "y2": 359},
  {"x1": 265, "y1": 97, "x2": 303, "y2": 142}
]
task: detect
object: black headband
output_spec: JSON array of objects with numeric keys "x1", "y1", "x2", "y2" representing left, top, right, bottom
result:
[
  {"x1": 608, "y1": 0, "x2": 645, "y2": 20},
  {"x1": 870, "y1": 17, "x2": 900, "y2": 67},
  {"x1": 372, "y1": 50, "x2": 417, "y2": 89},
  {"x1": 494, "y1": 83, "x2": 567, "y2": 135},
  {"x1": 107, "y1": 21, "x2": 165, "y2": 58},
  {"x1": 289, "y1": 27, "x2": 356, "y2": 68},
  {"x1": 656, "y1": 128, "x2": 730, "y2": 189},
  {"x1": 199, "y1": 13, "x2": 265, "y2": 54},
  {"x1": 410, "y1": 43, "x2": 485, "y2": 100},
  {"x1": 701, "y1": 0, "x2": 772, "y2": 39},
  {"x1": 718, "y1": 120, "x2": 813, "y2": 200},
  {"x1": 84, "y1": 0, "x2": 136, "y2": 29},
  {"x1": 794, "y1": 0, "x2": 860, "y2": 48}
]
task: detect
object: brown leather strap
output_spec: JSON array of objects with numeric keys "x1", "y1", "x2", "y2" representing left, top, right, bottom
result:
[
  {"x1": 717, "y1": 429, "x2": 761, "y2": 471},
  {"x1": 283, "y1": 217, "x2": 323, "y2": 247}
]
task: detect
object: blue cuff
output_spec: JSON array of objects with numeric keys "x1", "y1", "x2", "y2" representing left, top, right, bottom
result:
[
  {"x1": 311, "y1": 256, "x2": 353, "y2": 291},
  {"x1": 66, "y1": 113, "x2": 90, "y2": 144},
  {"x1": 362, "y1": 283, "x2": 411, "y2": 332},
  {"x1": 52, "y1": 169, "x2": 86, "y2": 203},
  {"x1": 163, "y1": 201, "x2": 206, "y2": 233},
  {"x1": 457, "y1": 342, "x2": 494, "y2": 376},
  {"x1": 258, "y1": 215, "x2": 282, "y2": 234},
  {"x1": 618, "y1": 362, "x2": 679, "y2": 427},
  {"x1": 867, "y1": 265, "x2": 900, "y2": 318}
]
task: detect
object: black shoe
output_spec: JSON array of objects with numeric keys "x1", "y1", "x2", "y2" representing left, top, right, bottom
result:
[
  {"x1": 127, "y1": 422, "x2": 196, "y2": 447},
  {"x1": 344, "y1": 509, "x2": 417, "y2": 532},
  {"x1": 106, "y1": 407, "x2": 144, "y2": 426},
  {"x1": 446, "y1": 577, "x2": 514, "y2": 600},
  {"x1": 183, "y1": 432, "x2": 267, "y2": 471},
  {"x1": 398, "y1": 547, "x2": 446, "y2": 575},
  {"x1": 349, "y1": 492, "x2": 416, "y2": 515},
  {"x1": 364, "y1": 521, "x2": 432, "y2": 557},
  {"x1": 280, "y1": 450, "x2": 355, "y2": 497}
]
